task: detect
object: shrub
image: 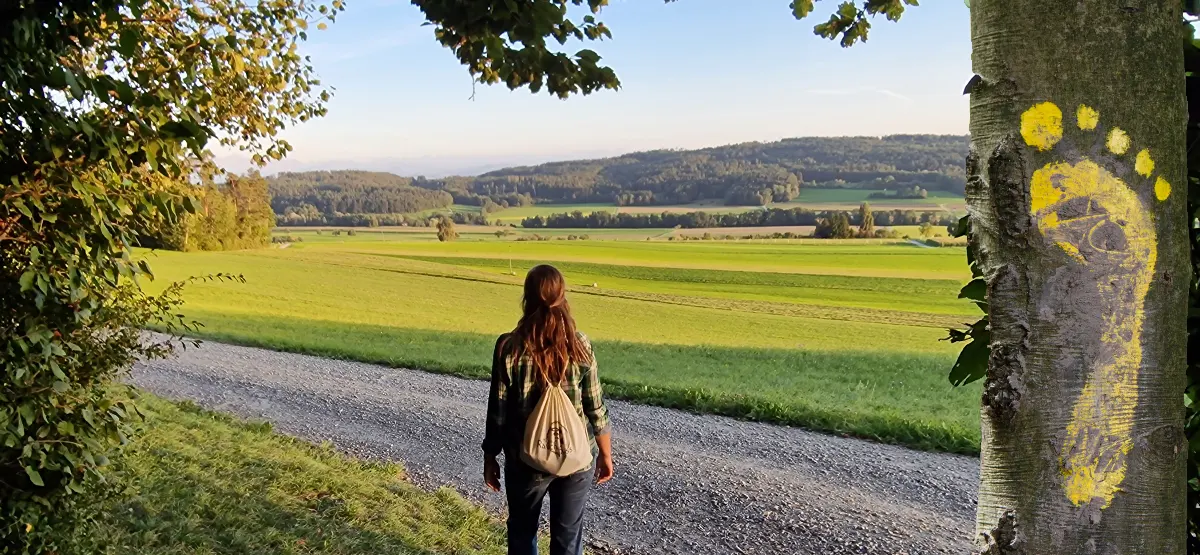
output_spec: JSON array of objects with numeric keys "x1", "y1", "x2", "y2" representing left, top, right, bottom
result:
[
  {"x1": 0, "y1": 0, "x2": 340, "y2": 547},
  {"x1": 346, "y1": 229, "x2": 357, "y2": 236},
  {"x1": 436, "y1": 216, "x2": 458, "y2": 242}
]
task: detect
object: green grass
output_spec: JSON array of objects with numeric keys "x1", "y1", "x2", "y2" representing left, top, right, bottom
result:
[
  {"x1": 391, "y1": 255, "x2": 975, "y2": 315},
  {"x1": 325, "y1": 239, "x2": 971, "y2": 280},
  {"x1": 160, "y1": 313, "x2": 978, "y2": 454},
  {"x1": 788, "y1": 188, "x2": 965, "y2": 205},
  {"x1": 77, "y1": 394, "x2": 513, "y2": 554},
  {"x1": 143, "y1": 248, "x2": 961, "y2": 353},
  {"x1": 141, "y1": 243, "x2": 982, "y2": 454}
]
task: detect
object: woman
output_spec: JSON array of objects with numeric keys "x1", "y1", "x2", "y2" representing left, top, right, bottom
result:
[{"x1": 482, "y1": 264, "x2": 614, "y2": 555}]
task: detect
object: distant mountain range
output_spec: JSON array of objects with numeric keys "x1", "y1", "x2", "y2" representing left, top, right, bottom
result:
[{"x1": 266, "y1": 135, "x2": 970, "y2": 217}]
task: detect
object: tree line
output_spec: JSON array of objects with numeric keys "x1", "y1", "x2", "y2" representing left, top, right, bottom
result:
[
  {"x1": 268, "y1": 170, "x2": 454, "y2": 216},
  {"x1": 520, "y1": 204, "x2": 956, "y2": 230},
  {"x1": 277, "y1": 209, "x2": 490, "y2": 227}
]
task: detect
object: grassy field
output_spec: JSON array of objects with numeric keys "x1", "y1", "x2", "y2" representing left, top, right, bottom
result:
[
  {"x1": 326, "y1": 238, "x2": 972, "y2": 280},
  {"x1": 77, "y1": 394, "x2": 513, "y2": 554},
  {"x1": 486, "y1": 204, "x2": 619, "y2": 224},
  {"x1": 786, "y1": 188, "x2": 964, "y2": 205},
  {"x1": 141, "y1": 234, "x2": 983, "y2": 454},
  {"x1": 477, "y1": 189, "x2": 966, "y2": 224}
]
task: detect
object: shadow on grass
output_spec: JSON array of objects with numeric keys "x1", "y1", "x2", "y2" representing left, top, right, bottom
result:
[
  {"x1": 81, "y1": 397, "x2": 507, "y2": 555},
  {"x1": 155, "y1": 311, "x2": 980, "y2": 455}
]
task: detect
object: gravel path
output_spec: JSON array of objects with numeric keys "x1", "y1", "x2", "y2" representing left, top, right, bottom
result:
[{"x1": 131, "y1": 340, "x2": 979, "y2": 555}]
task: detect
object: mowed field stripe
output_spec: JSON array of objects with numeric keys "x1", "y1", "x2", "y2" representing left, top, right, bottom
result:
[{"x1": 281, "y1": 252, "x2": 968, "y2": 329}]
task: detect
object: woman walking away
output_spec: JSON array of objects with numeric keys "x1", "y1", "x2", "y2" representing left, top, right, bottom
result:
[{"x1": 483, "y1": 264, "x2": 614, "y2": 555}]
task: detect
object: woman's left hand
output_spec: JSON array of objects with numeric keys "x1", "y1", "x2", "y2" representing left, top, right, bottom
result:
[{"x1": 484, "y1": 455, "x2": 502, "y2": 492}]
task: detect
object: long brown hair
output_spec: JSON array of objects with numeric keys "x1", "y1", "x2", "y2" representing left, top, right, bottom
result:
[{"x1": 507, "y1": 264, "x2": 591, "y2": 385}]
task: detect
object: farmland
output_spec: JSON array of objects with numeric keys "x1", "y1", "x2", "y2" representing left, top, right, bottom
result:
[
  {"x1": 142, "y1": 230, "x2": 982, "y2": 453},
  {"x1": 478, "y1": 188, "x2": 966, "y2": 225}
]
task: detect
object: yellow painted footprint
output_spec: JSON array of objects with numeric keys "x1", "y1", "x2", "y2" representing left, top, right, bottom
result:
[{"x1": 1020, "y1": 101, "x2": 1168, "y2": 509}]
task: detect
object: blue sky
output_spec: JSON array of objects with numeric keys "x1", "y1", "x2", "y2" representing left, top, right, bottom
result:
[{"x1": 226, "y1": 0, "x2": 972, "y2": 176}]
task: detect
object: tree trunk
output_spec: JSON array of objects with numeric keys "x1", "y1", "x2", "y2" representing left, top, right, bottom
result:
[{"x1": 968, "y1": 2, "x2": 1188, "y2": 553}]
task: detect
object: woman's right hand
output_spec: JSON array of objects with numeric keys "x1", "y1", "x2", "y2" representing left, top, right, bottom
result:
[{"x1": 594, "y1": 453, "x2": 614, "y2": 485}]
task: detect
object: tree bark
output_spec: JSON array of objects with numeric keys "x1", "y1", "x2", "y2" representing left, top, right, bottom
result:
[{"x1": 968, "y1": 2, "x2": 1188, "y2": 553}]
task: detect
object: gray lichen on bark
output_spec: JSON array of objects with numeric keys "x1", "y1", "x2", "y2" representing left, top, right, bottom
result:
[{"x1": 979, "y1": 509, "x2": 1025, "y2": 555}]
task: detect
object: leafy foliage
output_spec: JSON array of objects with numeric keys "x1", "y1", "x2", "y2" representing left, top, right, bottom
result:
[
  {"x1": 944, "y1": 215, "x2": 989, "y2": 387},
  {"x1": 0, "y1": 0, "x2": 337, "y2": 549},
  {"x1": 141, "y1": 172, "x2": 276, "y2": 252},
  {"x1": 858, "y1": 202, "x2": 875, "y2": 236},
  {"x1": 814, "y1": 212, "x2": 855, "y2": 239},
  {"x1": 1185, "y1": 18, "x2": 1200, "y2": 553},
  {"x1": 809, "y1": 0, "x2": 921, "y2": 47},
  {"x1": 412, "y1": 0, "x2": 917, "y2": 98},
  {"x1": 436, "y1": 216, "x2": 459, "y2": 242}
]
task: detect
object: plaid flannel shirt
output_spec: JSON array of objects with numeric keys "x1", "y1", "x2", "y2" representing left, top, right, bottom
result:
[{"x1": 482, "y1": 332, "x2": 611, "y2": 458}]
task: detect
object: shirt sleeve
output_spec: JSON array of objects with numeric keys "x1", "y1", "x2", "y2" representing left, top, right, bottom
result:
[
  {"x1": 482, "y1": 334, "x2": 510, "y2": 456},
  {"x1": 579, "y1": 335, "x2": 611, "y2": 437}
]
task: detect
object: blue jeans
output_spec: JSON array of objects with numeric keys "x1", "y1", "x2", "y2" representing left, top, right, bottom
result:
[{"x1": 504, "y1": 458, "x2": 592, "y2": 555}]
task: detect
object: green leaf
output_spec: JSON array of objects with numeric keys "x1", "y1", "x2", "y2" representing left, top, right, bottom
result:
[
  {"x1": 13, "y1": 199, "x2": 32, "y2": 219},
  {"x1": 116, "y1": 81, "x2": 136, "y2": 104},
  {"x1": 949, "y1": 332, "x2": 990, "y2": 387},
  {"x1": 959, "y1": 278, "x2": 987, "y2": 302},
  {"x1": 118, "y1": 28, "x2": 139, "y2": 57},
  {"x1": 63, "y1": 68, "x2": 84, "y2": 100},
  {"x1": 56, "y1": 421, "x2": 73, "y2": 434},
  {"x1": 952, "y1": 214, "x2": 970, "y2": 238},
  {"x1": 790, "y1": 0, "x2": 815, "y2": 18},
  {"x1": 25, "y1": 466, "x2": 44, "y2": 487},
  {"x1": 19, "y1": 271, "x2": 35, "y2": 292}
]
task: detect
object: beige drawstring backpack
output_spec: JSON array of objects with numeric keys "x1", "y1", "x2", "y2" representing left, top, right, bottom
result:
[{"x1": 520, "y1": 366, "x2": 592, "y2": 476}]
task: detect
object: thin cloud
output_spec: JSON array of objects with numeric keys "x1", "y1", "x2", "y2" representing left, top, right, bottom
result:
[{"x1": 801, "y1": 87, "x2": 913, "y2": 102}]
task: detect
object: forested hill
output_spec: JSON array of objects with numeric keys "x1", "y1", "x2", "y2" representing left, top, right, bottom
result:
[
  {"x1": 268, "y1": 135, "x2": 969, "y2": 216},
  {"x1": 268, "y1": 170, "x2": 454, "y2": 217},
  {"x1": 432, "y1": 134, "x2": 967, "y2": 208}
]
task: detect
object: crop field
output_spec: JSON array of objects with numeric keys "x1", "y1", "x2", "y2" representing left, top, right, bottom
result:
[{"x1": 142, "y1": 230, "x2": 982, "y2": 453}]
